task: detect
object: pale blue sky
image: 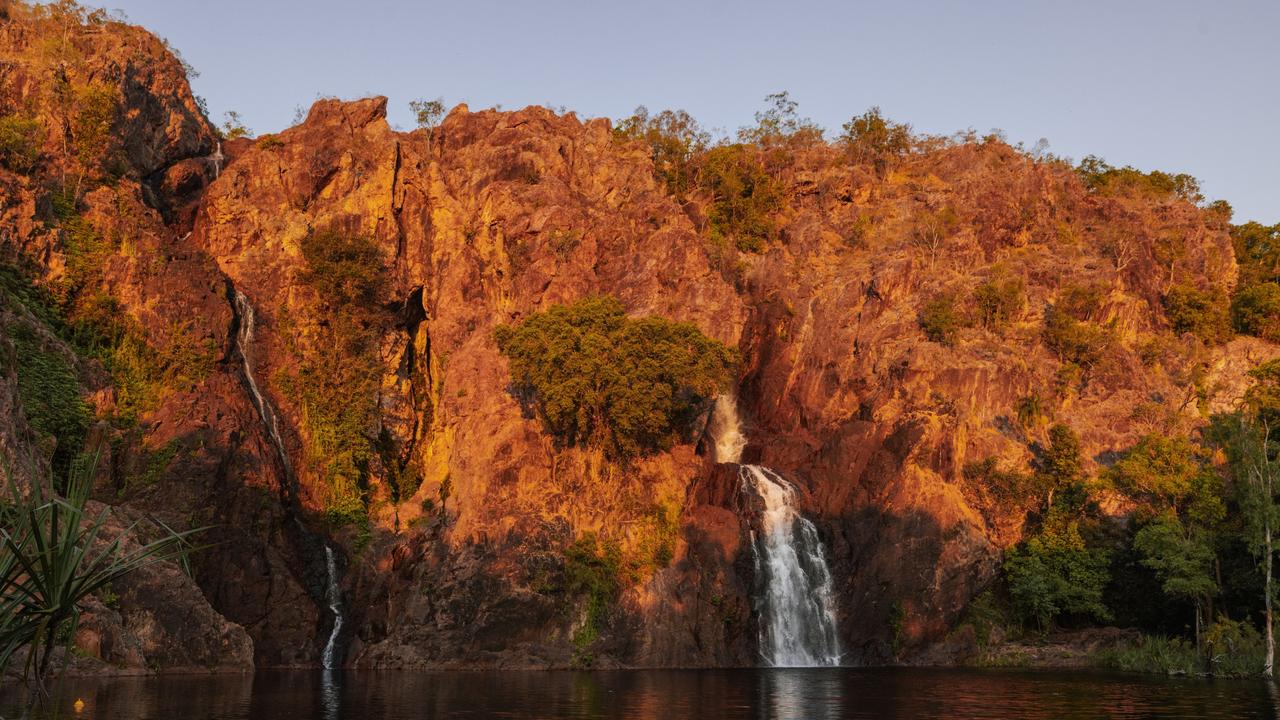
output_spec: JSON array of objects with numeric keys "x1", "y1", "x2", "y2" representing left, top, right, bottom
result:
[{"x1": 109, "y1": 0, "x2": 1277, "y2": 223}]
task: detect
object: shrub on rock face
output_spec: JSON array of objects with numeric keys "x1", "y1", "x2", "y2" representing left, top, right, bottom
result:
[
  {"x1": 973, "y1": 274, "x2": 1025, "y2": 329},
  {"x1": 919, "y1": 294, "x2": 961, "y2": 345},
  {"x1": 700, "y1": 144, "x2": 785, "y2": 253},
  {"x1": 1231, "y1": 282, "x2": 1280, "y2": 342},
  {"x1": 0, "y1": 115, "x2": 44, "y2": 173},
  {"x1": 1162, "y1": 285, "x2": 1232, "y2": 345},
  {"x1": 494, "y1": 296, "x2": 738, "y2": 459}
]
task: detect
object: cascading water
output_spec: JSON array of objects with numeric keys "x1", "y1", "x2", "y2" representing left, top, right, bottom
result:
[
  {"x1": 321, "y1": 546, "x2": 344, "y2": 669},
  {"x1": 708, "y1": 394, "x2": 841, "y2": 667},
  {"x1": 230, "y1": 287, "x2": 346, "y2": 668},
  {"x1": 740, "y1": 465, "x2": 841, "y2": 667},
  {"x1": 708, "y1": 393, "x2": 747, "y2": 464}
]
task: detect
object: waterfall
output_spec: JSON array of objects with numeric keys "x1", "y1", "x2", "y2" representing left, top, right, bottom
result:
[
  {"x1": 231, "y1": 288, "x2": 293, "y2": 480},
  {"x1": 708, "y1": 393, "x2": 747, "y2": 464},
  {"x1": 211, "y1": 140, "x2": 224, "y2": 178},
  {"x1": 321, "y1": 545, "x2": 345, "y2": 669},
  {"x1": 740, "y1": 465, "x2": 841, "y2": 667}
]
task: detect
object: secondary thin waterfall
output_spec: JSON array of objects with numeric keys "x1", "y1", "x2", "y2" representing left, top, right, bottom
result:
[
  {"x1": 708, "y1": 394, "x2": 841, "y2": 667},
  {"x1": 232, "y1": 287, "x2": 345, "y2": 668},
  {"x1": 322, "y1": 546, "x2": 344, "y2": 669},
  {"x1": 231, "y1": 288, "x2": 294, "y2": 480}
]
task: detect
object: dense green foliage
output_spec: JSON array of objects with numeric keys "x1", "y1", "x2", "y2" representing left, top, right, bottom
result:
[
  {"x1": 1077, "y1": 155, "x2": 1202, "y2": 203},
  {"x1": 973, "y1": 365, "x2": 1280, "y2": 675},
  {"x1": 1162, "y1": 285, "x2": 1232, "y2": 344},
  {"x1": 918, "y1": 294, "x2": 961, "y2": 345},
  {"x1": 1231, "y1": 282, "x2": 1280, "y2": 342},
  {"x1": 1229, "y1": 222, "x2": 1280, "y2": 342},
  {"x1": 700, "y1": 143, "x2": 786, "y2": 253},
  {"x1": 290, "y1": 229, "x2": 390, "y2": 525},
  {"x1": 737, "y1": 91, "x2": 823, "y2": 147},
  {"x1": 495, "y1": 296, "x2": 737, "y2": 459}
]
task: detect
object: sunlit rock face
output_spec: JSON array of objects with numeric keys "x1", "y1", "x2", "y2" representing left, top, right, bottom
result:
[{"x1": 1, "y1": 1, "x2": 1276, "y2": 674}]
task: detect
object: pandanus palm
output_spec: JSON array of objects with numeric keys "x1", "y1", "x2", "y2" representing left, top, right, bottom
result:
[{"x1": 0, "y1": 455, "x2": 201, "y2": 698}]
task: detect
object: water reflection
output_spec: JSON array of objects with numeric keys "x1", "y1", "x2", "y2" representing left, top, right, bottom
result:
[
  {"x1": 2, "y1": 667, "x2": 1278, "y2": 719},
  {"x1": 321, "y1": 669, "x2": 342, "y2": 720}
]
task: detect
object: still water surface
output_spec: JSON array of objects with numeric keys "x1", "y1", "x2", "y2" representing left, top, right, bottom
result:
[{"x1": 2, "y1": 667, "x2": 1277, "y2": 719}]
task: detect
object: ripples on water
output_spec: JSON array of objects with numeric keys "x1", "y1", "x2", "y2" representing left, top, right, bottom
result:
[{"x1": 2, "y1": 668, "x2": 1277, "y2": 719}]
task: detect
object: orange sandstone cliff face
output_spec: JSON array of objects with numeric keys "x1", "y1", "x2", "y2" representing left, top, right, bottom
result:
[{"x1": 1, "y1": 6, "x2": 1275, "y2": 672}]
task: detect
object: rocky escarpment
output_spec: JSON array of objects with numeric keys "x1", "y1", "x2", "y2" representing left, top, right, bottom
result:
[{"x1": 2, "y1": 0, "x2": 1278, "y2": 674}]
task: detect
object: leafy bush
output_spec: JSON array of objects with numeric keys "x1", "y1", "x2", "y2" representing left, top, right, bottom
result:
[
  {"x1": 562, "y1": 532, "x2": 621, "y2": 662},
  {"x1": 973, "y1": 274, "x2": 1025, "y2": 329},
  {"x1": 1163, "y1": 285, "x2": 1232, "y2": 344},
  {"x1": 1077, "y1": 155, "x2": 1202, "y2": 203},
  {"x1": 1042, "y1": 307, "x2": 1111, "y2": 367},
  {"x1": 840, "y1": 107, "x2": 912, "y2": 174},
  {"x1": 962, "y1": 457, "x2": 1039, "y2": 510},
  {"x1": 1231, "y1": 222, "x2": 1280, "y2": 288},
  {"x1": 919, "y1": 294, "x2": 961, "y2": 345},
  {"x1": 613, "y1": 106, "x2": 709, "y2": 200},
  {"x1": 494, "y1": 296, "x2": 737, "y2": 459},
  {"x1": 0, "y1": 115, "x2": 44, "y2": 173},
  {"x1": 1231, "y1": 281, "x2": 1280, "y2": 341},
  {"x1": 1004, "y1": 513, "x2": 1111, "y2": 631},
  {"x1": 700, "y1": 144, "x2": 785, "y2": 253}
]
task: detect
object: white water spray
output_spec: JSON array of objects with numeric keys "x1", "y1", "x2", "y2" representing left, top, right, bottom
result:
[
  {"x1": 322, "y1": 545, "x2": 344, "y2": 669},
  {"x1": 708, "y1": 393, "x2": 747, "y2": 464},
  {"x1": 740, "y1": 465, "x2": 841, "y2": 667}
]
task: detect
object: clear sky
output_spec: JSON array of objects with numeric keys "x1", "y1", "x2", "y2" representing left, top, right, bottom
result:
[{"x1": 108, "y1": 0, "x2": 1277, "y2": 224}]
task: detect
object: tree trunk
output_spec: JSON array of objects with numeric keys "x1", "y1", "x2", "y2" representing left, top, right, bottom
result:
[
  {"x1": 1266, "y1": 498, "x2": 1275, "y2": 677},
  {"x1": 1259, "y1": 517, "x2": 1269, "y2": 676}
]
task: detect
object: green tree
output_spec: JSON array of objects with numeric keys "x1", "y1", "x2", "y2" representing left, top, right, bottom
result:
[
  {"x1": 0, "y1": 115, "x2": 44, "y2": 173},
  {"x1": 1105, "y1": 434, "x2": 1204, "y2": 511},
  {"x1": 1214, "y1": 411, "x2": 1279, "y2": 676},
  {"x1": 973, "y1": 274, "x2": 1025, "y2": 329},
  {"x1": 219, "y1": 110, "x2": 251, "y2": 140},
  {"x1": 737, "y1": 91, "x2": 823, "y2": 146},
  {"x1": 1039, "y1": 423, "x2": 1084, "y2": 510},
  {"x1": 494, "y1": 296, "x2": 737, "y2": 459},
  {"x1": 1231, "y1": 222, "x2": 1280, "y2": 288},
  {"x1": 1231, "y1": 282, "x2": 1280, "y2": 342},
  {"x1": 1163, "y1": 285, "x2": 1233, "y2": 344},
  {"x1": 613, "y1": 106, "x2": 709, "y2": 199},
  {"x1": 409, "y1": 97, "x2": 445, "y2": 130},
  {"x1": 918, "y1": 294, "x2": 961, "y2": 345},
  {"x1": 1133, "y1": 511, "x2": 1218, "y2": 651},
  {"x1": 840, "y1": 106, "x2": 912, "y2": 175},
  {"x1": 699, "y1": 144, "x2": 785, "y2": 253},
  {"x1": 1004, "y1": 511, "x2": 1111, "y2": 631}
]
